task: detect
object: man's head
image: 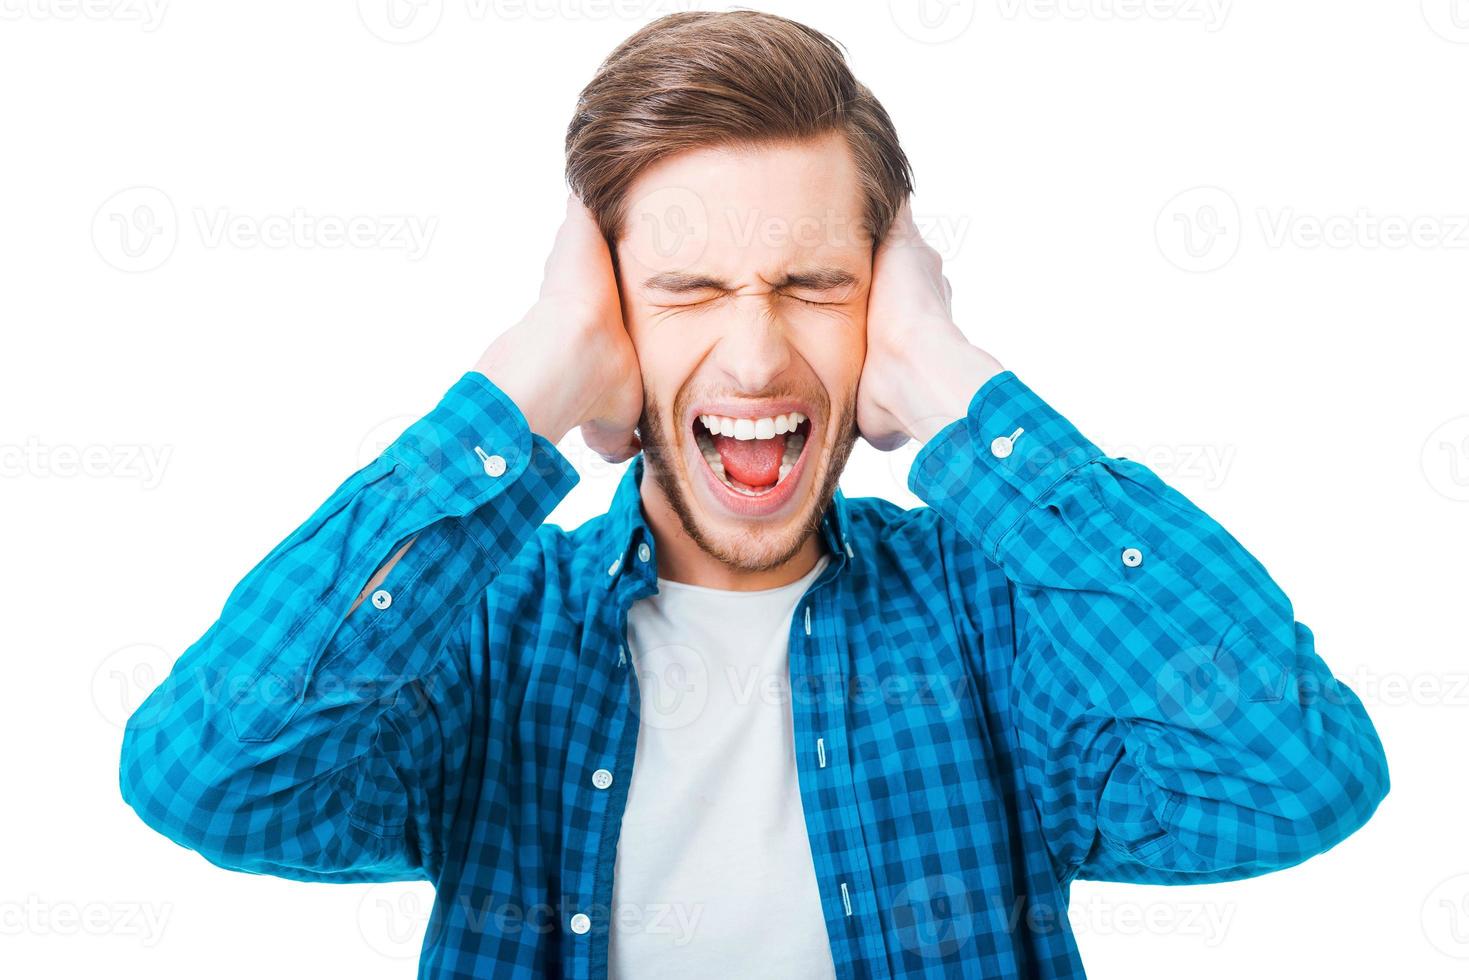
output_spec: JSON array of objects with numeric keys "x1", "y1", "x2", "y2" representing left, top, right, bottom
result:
[{"x1": 566, "y1": 11, "x2": 912, "y2": 573}]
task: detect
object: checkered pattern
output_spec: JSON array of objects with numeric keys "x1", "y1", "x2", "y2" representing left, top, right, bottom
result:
[{"x1": 120, "y1": 369, "x2": 1389, "y2": 978}]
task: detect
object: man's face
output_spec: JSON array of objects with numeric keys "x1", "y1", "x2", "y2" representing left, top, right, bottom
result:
[{"x1": 615, "y1": 131, "x2": 870, "y2": 573}]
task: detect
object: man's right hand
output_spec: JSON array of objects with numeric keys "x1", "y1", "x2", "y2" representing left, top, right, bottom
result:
[{"x1": 474, "y1": 194, "x2": 644, "y2": 462}]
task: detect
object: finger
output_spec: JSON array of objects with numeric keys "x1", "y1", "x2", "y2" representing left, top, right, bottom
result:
[
  {"x1": 859, "y1": 430, "x2": 911, "y2": 454},
  {"x1": 604, "y1": 435, "x2": 642, "y2": 464},
  {"x1": 876, "y1": 198, "x2": 920, "y2": 254},
  {"x1": 582, "y1": 423, "x2": 641, "y2": 465},
  {"x1": 545, "y1": 195, "x2": 611, "y2": 288},
  {"x1": 554, "y1": 196, "x2": 601, "y2": 250}
]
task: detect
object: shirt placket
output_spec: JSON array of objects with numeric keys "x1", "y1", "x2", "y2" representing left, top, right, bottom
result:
[
  {"x1": 567, "y1": 538, "x2": 658, "y2": 980},
  {"x1": 790, "y1": 553, "x2": 891, "y2": 978}
]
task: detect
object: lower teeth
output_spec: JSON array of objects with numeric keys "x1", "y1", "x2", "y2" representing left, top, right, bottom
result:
[{"x1": 697, "y1": 428, "x2": 806, "y2": 496}]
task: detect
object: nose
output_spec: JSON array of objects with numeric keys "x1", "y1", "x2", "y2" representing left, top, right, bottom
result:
[{"x1": 712, "y1": 300, "x2": 792, "y2": 394}]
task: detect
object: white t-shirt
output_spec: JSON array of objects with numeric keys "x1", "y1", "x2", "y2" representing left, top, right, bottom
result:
[{"x1": 608, "y1": 554, "x2": 837, "y2": 979}]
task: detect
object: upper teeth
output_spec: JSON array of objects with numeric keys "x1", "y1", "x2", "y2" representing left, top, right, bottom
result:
[{"x1": 698, "y1": 411, "x2": 807, "y2": 440}]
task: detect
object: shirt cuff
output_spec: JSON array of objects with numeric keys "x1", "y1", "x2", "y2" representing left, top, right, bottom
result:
[
  {"x1": 381, "y1": 371, "x2": 578, "y2": 520},
  {"x1": 908, "y1": 370, "x2": 1104, "y2": 561},
  {"x1": 223, "y1": 371, "x2": 579, "y2": 743}
]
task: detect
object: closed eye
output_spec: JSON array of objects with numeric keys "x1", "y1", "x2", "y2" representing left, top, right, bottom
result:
[
  {"x1": 650, "y1": 293, "x2": 725, "y2": 309},
  {"x1": 654, "y1": 293, "x2": 842, "y2": 310}
]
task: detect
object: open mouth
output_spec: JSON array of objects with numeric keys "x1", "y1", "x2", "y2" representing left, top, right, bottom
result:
[{"x1": 691, "y1": 410, "x2": 813, "y2": 498}]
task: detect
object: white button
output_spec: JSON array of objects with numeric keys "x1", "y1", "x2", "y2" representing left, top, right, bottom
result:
[
  {"x1": 482, "y1": 453, "x2": 506, "y2": 478},
  {"x1": 607, "y1": 558, "x2": 620, "y2": 577},
  {"x1": 591, "y1": 768, "x2": 613, "y2": 790},
  {"x1": 370, "y1": 589, "x2": 392, "y2": 610},
  {"x1": 636, "y1": 543, "x2": 651, "y2": 563},
  {"x1": 569, "y1": 913, "x2": 591, "y2": 935},
  {"x1": 1121, "y1": 547, "x2": 1143, "y2": 568},
  {"x1": 991, "y1": 426, "x2": 1025, "y2": 460}
]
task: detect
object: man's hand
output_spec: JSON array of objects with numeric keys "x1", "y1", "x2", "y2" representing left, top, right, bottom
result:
[
  {"x1": 857, "y1": 200, "x2": 1003, "y2": 450},
  {"x1": 474, "y1": 194, "x2": 644, "y2": 462}
]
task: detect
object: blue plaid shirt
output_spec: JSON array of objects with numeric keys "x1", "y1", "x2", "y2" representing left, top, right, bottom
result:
[{"x1": 119, "y1": 368, "x2": 1388, "y2": 978}]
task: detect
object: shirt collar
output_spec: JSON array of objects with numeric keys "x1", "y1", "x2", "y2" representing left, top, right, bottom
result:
[{"x1": 602, "y1": 453, "x2": 853, "y2": 591}]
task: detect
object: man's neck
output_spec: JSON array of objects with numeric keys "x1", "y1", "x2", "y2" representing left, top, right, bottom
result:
[{"x1": 638, "y1": 468, "x2": 825, "y2": 591}]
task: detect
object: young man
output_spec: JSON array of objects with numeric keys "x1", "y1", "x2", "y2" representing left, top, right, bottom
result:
[{"x1": 119, "y1": 11, "x2": 1388, "y2": 979}]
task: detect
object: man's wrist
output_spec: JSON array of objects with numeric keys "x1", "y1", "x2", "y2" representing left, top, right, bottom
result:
[
  {"x1": 472, "y1": 327, "x2": 579, "y2": 445},
  {"x1": 897, "y1": 335, "x2": 1004, "y2": 444},
  {"x1": 472, "y1": 365, "x2": 573, "y2": 445}
]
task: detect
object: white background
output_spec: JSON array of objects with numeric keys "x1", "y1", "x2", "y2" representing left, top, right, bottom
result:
[{"x1": 3, "y1": 1, "x2": 1466, "y2": 976}]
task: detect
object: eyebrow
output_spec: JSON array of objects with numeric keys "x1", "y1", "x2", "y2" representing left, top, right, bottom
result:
[{"x1": 640, "y1": 267, "x2": 858, "y2": 293}]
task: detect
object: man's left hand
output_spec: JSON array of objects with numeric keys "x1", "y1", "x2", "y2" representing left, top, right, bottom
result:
[{"x1": 857, "y1": 200, "x2": 1004, "y2": 451}]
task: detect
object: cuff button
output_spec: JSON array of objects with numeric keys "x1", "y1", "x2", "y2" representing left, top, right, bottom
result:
[
  {"x1": 474, "y1": 445, "x2": 507, "y2": 478},
  {"x1": 990, "y1": 427, "x2": 1024, "y2": 460}
]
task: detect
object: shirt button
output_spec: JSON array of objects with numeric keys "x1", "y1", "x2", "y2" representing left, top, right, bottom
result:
[
  {"x1": 481, "y1": 453, "x2": 506, "y2": 478},
  {"x1": 1121, "y1": 547, "x2": 1143, "y2": 568},
  {"x1": 592, "y1": 768, "x2": 613, "y2": 790},
  {"x1": 636, "y1": 543, "x2": 651, "y2": 563},
  {"x1": 990, "y1": 435, "x2": 1014, "y2": 459},
  {"x1": 370, "y1": 589, "x2": 392, "y2": 610},
  {"x1": 569, "y1": 913, "x2": 591, "y2": 935},
  {"x1": 607, "y1": 558, "x2": 621, "y2": 577}
]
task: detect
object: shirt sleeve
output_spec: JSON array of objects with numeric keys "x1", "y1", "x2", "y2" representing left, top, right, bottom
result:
[
  {"x1": 118, "y1": 371, "x2": 578, "y2": 883},
  {"x1": 908, "y1": 370, "x2": 1390, "y2": 885}
]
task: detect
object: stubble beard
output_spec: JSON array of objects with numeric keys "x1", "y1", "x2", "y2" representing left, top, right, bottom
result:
[{"x1": 637, "y1": 382, "x2": 859, "y2": 574}]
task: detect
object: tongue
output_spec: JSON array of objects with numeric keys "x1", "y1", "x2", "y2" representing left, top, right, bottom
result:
[{"x1": 714, "y1": 433, "x2": 786, "y2": 488}]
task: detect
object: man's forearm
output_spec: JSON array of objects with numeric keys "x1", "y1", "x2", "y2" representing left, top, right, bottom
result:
[
  {"x1": 907, "y1": 370, "x2": 1389, "y2": 881},
  {"x1": 120, "y1": 371, "x2": 580, "y2": 878},
  {"x1": 473, "y1": 314, "x2": 585, "y2": 445}
]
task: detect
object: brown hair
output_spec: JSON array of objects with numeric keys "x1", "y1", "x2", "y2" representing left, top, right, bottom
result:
[{"x1": 565, "y1": 10, "x2": 913, "y2": 251}]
